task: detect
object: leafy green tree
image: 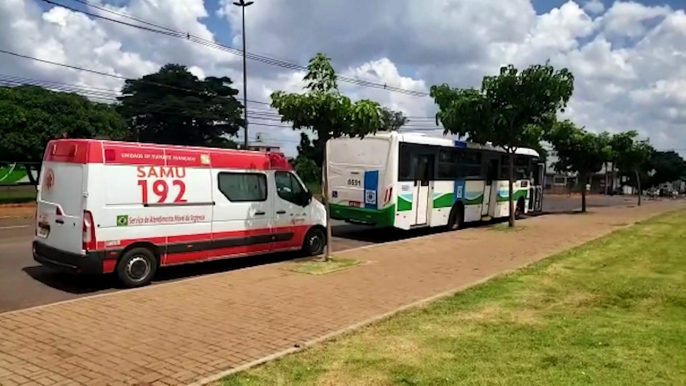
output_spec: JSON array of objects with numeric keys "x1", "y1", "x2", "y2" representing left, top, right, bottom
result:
[
  {"x1": 546, "y1": 120, "x2": 612, "y2": 212},
  {"x1": 290, "y1": 156, "x2": 321, "y2": 187},
  {"x1": 610, "y1": 131, "x2": 653, "y2": 205},
  {"x1": 431, "y1": 63, "x2": 574, "y2": 226},
  {"x1": 296, "y1": 132, "x2": 324, "y2": 168},
  {"x1": 271, "y1": 53, "x2": 383, "y2": 259},
  {"x1": 0, "y1": 85, "x2": 126, "y2": 184},
  {"x1": 647, "y1": 150, "x2": 686, "y2": 186},
  {"x1": 379, "y1": 107, "x2": 408, "y2": 131},
  {"x1": 118, "y1": 64, "x2": 243, "y2": 147}
]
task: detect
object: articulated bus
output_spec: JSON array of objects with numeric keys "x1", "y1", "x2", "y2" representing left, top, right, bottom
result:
[{"x1": 326, "y1": 132, "x2": 545, "y2": 230}]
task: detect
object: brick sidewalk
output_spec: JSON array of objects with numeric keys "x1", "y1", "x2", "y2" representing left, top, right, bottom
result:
[{"x1": 0, "y1": 201, "x2": 683, "y2": 386}]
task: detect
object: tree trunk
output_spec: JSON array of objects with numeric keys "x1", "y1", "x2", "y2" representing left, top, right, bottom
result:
[
  {"x1": 603, "y1": 162, "x2": 608, "y2": 195},
  {"x1": 322, "y1": 145, "x2": 332, "y2": 261},
  {"x1": 635, "y1": 170, "x2": 642, "y2": 206},
  {"x1": 581, "y1": 172, "x2": 587, "y2": 213},
  {"x1": 25, "y1": 163, "x2": 39, "y2": 191},
  {"x1": 610, "y1": 162, "x2": 616, "y2": 194},
  {"x1": 508, "y1": 152, "x2": 515, "y2": 227}
]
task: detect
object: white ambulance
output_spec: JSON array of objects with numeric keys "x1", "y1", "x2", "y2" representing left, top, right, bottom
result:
[{"x1": 33, "y1": 139, "x2": 327, "y2": 287}]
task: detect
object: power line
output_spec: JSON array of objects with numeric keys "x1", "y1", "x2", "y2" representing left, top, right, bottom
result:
[
  {"x1": 50, "y1": 0, "x2": 430, "y2": 97},
  {"x1": 0, "y1": 72, "x2": 442, "y2": 125}
]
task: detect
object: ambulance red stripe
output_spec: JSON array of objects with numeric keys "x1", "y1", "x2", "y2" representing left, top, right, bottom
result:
[{"x1": 43, "y1": 139, "x2": 292, "y2": 171}]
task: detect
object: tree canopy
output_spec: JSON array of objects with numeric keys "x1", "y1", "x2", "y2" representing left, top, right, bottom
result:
[
  {"x1": 610, "y1": 131, "x2": 653, "y2": 205},
  {"x1": 647, "y1": 150, "x2": 686, "y2": 186},
  {"x1": 118, "y1": 64, "x2": 244, "y2": 147},
  {"x1": 0, "y1": 85, "x2": 126, "y2": 182},
  {"x1": 431, "y1": 63, "x2": 575, "y2": 225},
  {"x1": 546, "y1": 120, "x2": 612, "y2": 212},
  {"x1": 270, "y1": 53, "x2": 382, "y2": 165},
  {"x1": 379, "y1": 107, "x2": 408, "y2": 131}
]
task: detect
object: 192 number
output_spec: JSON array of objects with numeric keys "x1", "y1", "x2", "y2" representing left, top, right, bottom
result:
[{"x1": 138, "y1": 179, "x2": 187, "y2": 204}]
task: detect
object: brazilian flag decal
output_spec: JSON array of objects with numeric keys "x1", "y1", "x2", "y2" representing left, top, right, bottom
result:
[{"x1": 116, "y1": 215, "x2": 129, "y2": 227}]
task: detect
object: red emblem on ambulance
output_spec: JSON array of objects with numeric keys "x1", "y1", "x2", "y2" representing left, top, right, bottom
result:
[{"x1": 44, "y1": 169, "x2": 55, "y2": 191}]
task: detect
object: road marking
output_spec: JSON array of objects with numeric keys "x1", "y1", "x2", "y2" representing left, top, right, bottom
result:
[{"x1": 0, "y1": 225, "x2": 30, "y2": 230}]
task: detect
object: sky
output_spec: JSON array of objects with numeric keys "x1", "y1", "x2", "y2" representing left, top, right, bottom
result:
[{"x1": 2, "y1": 0, "x2": 686, "y2": 157}]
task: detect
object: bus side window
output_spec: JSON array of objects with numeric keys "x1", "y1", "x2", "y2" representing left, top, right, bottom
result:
[
  {"x1": 461, "y1": 151, "x2": 482, "y2": 179},
  {"x1": 399, "y1": 145, "x2": 413, "y2": 181},
  {"x1": 437, "y1": 148, "x2": 458, "y2": 180}
]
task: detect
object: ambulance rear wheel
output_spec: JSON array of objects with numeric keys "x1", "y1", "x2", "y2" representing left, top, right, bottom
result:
[
  {"x1": 302, "y1": 227, "x2": 326, "y2": 256},
  {"x1": 116, "y1": 247, "x2": 157, "y2": 288}
]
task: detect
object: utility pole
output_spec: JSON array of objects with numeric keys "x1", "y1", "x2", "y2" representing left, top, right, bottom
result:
[{"x1": 233, "y1": 0, "x2": 254, "y2": 148}]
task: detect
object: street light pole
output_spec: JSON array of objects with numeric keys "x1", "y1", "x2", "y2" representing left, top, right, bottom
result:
[{"x1": 233, "y1": 0, "x2": 253, "y2": 149}]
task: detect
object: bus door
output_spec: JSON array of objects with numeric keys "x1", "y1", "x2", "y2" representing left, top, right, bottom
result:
[
  {"x1": 483, "y1": 158, "x2": 499, "y2": 217},
  {"x1": 412, "y1": 154, "x2": 433, "y2": 225}
]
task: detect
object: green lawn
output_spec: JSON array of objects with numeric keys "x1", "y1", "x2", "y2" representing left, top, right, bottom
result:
[{"x1": 223, "y1": 210, "x2": 686, "y2": 386}]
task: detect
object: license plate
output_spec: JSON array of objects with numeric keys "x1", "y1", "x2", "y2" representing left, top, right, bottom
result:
[
  {"x1": 37, "y1": 227, "x2": 49, "y2": 238},
  {"x1": 349, "y1": 201, "x2": 361, "y2": 207},
  {"x1": 37, "y1": 221, "x2": 50, "y2": 238}
]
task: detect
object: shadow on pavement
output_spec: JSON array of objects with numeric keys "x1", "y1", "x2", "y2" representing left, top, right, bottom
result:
[{"x1": 23, "y1": 251, "x2": 304, "y2": 295}]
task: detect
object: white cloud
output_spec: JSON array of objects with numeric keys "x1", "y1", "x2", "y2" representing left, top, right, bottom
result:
[
  {"x1": 2, "y1": 0, "x2": 686, "y2": 157},
  {"x1": 584, "y1": 0, "x2": 605, "y2": 15}
]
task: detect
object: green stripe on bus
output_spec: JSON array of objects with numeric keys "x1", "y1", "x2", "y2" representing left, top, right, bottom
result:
[
  {"x1": 463, "y1": 193, "x2": 484, "y2": 205},
  {"x1": 496, "y1": 189, "x2": 528, "y2": 203},
  {"x1": 330, "y1": 204, "x2": 396, "y2": 227},
  {"x1": 432, "y1": 192, "x2": 453, "y2": 208},
  {"x1": 398, "y1": 195, "x2": 412, "y2": 211}
]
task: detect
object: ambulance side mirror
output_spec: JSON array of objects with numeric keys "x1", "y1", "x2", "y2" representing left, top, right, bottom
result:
[{"x1": 300, "y1": 190, "x2": 312, "y2": 206}]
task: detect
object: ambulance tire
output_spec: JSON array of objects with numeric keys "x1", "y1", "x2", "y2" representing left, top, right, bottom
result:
[
  {"x1": 302, "y1": 227, "x2": 326, "y2": 256},
  {"x1": 116, "y1": 247, "x2": 158, "y2": 288}
]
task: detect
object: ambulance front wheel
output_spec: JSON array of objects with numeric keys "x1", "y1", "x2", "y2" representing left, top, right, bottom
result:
[
  {"x1": 302, "y1": 227, "x2": 326, "y2": 256},
  {"x1": 116, "y1": 247, "x2": 158, "y2": 288}
]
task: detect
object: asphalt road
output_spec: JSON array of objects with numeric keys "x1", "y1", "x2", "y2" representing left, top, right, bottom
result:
[{"x1": 0, "y1": 194, "x2": 639, "y2": 313}]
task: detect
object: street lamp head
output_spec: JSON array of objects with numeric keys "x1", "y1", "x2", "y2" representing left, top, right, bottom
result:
[{"x1": 233, "y1": 0, "x2": 254, "y2": 6}]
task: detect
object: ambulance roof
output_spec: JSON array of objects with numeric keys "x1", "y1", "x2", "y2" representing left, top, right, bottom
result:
[{"x1": 43, "y1": 139, "x2": 292, "y2": 171}]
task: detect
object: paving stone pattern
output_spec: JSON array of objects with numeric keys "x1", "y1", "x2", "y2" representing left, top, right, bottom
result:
[{"x1": 0, "y1": 201, "x2": 683, "y2": 386}]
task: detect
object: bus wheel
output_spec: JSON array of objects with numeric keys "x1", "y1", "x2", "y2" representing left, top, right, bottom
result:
[
  {"x1": 116, "y1": 247, "x2": 157, "y2": 288},
  {"x1": 515, "y1": 198, "x2": 525, "y2": 219},
  {"x1": 448, "y1": 204, "x2": 464, "y2": 231},
  {"x1": 302, "y1": 227, "x2": 326, "y2": 256}
]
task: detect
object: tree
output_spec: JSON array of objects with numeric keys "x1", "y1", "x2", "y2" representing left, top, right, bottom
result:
[
  {"x1": 271, "y1": 53, "x2": 382, "y2": 260},
  {"x1": 0, "y1": 85, "x2": 126, "y2": 184},
  {"x1": 648, "y1": 150, "x2": 686, "y2": 186},
  {"x1": 430, "y1": 63, "x2": 574, "y2": 226},
  {"x1": 118, "y1": 64, "x2": 243, "y2": 147},
  {"x1": 379, "y1": 107, "x2": 408, "y2": 131},
  {"x1": 296, "y1": 132, "x2": 324, "y2": 167},
  {"x1": 289, "y1": 156, "x2": 321, "y2": 187},
  {"x1": 546, "y1": 120, "x2": 612, "y2": 212},
  {"x1": 611, "y1": 131, "x2": 653, "y2": 205}
]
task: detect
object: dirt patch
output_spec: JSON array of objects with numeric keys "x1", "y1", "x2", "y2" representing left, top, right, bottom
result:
[{"x1": 0, "y1": 204, "x2": 35, "y2": 219}]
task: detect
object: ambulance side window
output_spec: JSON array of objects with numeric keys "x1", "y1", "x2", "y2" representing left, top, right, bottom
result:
[
  {"x1": 217, "y1": 172, "x2": 267, "y2": 202},
  {"x1": 275, "y1": 171, "x2": 305, "y2": 204}
]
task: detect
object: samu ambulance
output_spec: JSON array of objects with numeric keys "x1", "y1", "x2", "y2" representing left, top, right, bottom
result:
[{"x1": 33, "y1": 139, "x2": 327, "y2": 287}]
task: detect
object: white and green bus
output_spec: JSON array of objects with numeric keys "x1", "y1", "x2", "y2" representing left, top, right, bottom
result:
[{"x1": 326, "y1": 132, "x2": 544, "y2": 230}]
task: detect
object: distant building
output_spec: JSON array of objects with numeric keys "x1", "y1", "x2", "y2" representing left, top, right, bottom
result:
[
  {"x1": 245, "y1": 142, "x2": 282, "y2": 153},
  {"x1": 544, "y1": 148, "x2": 619, "y2": 194}
]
